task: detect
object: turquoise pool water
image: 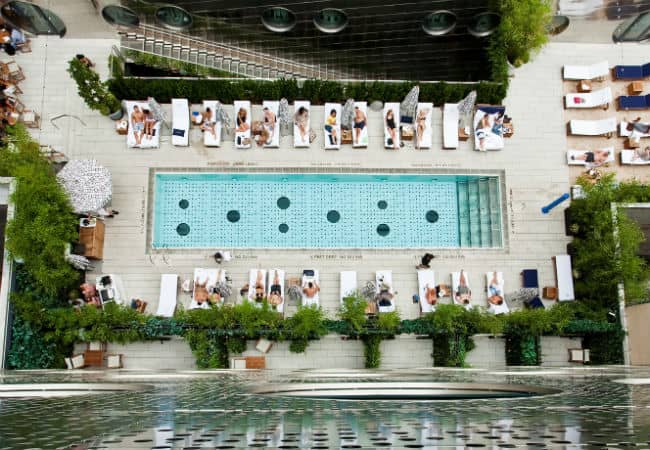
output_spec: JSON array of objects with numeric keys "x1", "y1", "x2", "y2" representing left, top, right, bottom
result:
[{"x1": 152, "y1": 172, "x2": 501, "y2": 248}]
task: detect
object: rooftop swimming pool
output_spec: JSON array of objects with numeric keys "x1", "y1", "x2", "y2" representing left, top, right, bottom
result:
[{"x1": 152, "y1": 172, "x2": 502, "y2": 249}]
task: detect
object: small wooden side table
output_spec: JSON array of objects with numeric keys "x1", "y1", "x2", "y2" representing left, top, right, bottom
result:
[
  {"x1": 625, "y1": 138, "x2": 641, "y2": 149},
  {"x1": 577, "y1": 80, "x2": 592, "y2": 93},
  {"x1": 458, "y1": 128, "x2": 470, "y2": 141},
  {"x1": 629, "y1": 81, "x2": 644, "y2": 95}
]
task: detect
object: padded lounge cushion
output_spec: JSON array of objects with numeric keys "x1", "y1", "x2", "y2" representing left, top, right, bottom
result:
[
  {"x1": 618, "y1": 94, "x2": 650, "y2": 110},
  {"x1": 615, "y1": 65, "x2": 643, "y2": 79},
  {"x1": 522, "y1": 269, "x2": 539, "y2": 288}
]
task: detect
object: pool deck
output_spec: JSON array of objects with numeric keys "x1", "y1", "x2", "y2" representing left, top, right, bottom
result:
[{"x1": 7, "y1": 2, "x2": 650, "y2": 367}]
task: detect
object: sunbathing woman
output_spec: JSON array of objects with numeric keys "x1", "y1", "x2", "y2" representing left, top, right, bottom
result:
[
  {"x1": 425, "y1": 283, "x2": 437, "y2": 306},
  {"x1": 143, "y1": 109, "x2": 156, "y2": 141},
  {"x1": 236, "y1": 107, "x2": 250, "y2": 133},
  {"x1": 253, "y1": 270, "x2": 265, "y2": 303},
  {"x1": 385, "y1": 109, "x2": 399, "y2": 149},
  {"x1": 571, "y1": 149, "x2": 610, "y2": 166},
  {"x1": 415, "y1": 108, "x2": 429, "y2": 149},
  {"x1": 268, "y1": 270, "x2": 283, "y2": 307},
  {"x1": 80, "y1": 283, "x2": 101, "y2": 308},
  {"x1": 294, "y1": 106, "x2": 309, "y2": 144},
  {"x1": 455, "y1": 270, "x2": 472, "y2": 306},
  {"x1": 263, "y1": 107, "x2": 277, "y2": 144},
  {"x1": 201, "y1": 107, "x2": 217, "y2": 139},
  {"x1": 487, "y1": 271, "x2": 504, "y2": 306},
  {"x1": 353, "y1": 106, "x2": 367, "y2": 145},
  {"x1": 324, "y1": 109, "x2": 338, "y2": 145}
]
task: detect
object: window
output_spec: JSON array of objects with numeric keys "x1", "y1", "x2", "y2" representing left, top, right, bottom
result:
[
  {"x1": 261, "y1": 7, "x2": 296, "y2": 33},
  {"x1": 468, "y1": 12, "x2": 500, "y2": 37},
  {"x1": 0, "y1": 1, "x2": 66, "y2": 36},
  {"x1": 155, "y1": 5, "x2": 193, "y2": 31},
  {"x1": 313, "y1": 8, "x2": 348, "y2": 34},
  {"x1": 613, "y1": 12, "x2": 650, "y2": 42},
  {"x1": 422, "y1": 10, "x2": 457, "y2": 36},
  {"x1": 546, "y1": 15, "x2": 570, "y2": 36},
  {"x1": 101, "y1": 5, "x2": 139, "y2": 28}
]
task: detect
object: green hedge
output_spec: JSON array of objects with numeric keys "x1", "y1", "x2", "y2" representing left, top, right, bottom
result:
[{"x1": 107, "y1": 77, "x2": 506, "y2": 106}]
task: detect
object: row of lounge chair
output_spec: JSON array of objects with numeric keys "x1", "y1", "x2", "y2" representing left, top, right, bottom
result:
[
  {"x1": 563, "y1": 60, "x2": 650, "y2": 81},
  {"x1": 564, "y1": 86, "x2": 650, "y2": 111},
  {"x1": 568, "y1": 118, "x2": 649, "y2": 138}
]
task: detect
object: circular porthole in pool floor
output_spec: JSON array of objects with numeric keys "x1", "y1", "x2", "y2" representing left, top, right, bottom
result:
[
  {"x1": 176, "y1": 223, "x2": 190, "y2": 236},
  {"x1": 227, "y1": 210, "x2": 240, "y2": 223},
  {"x1": 279, "y1": 223, "x2": 289, "y2": 233},
  {"x1": 377, "y1": 224, "x2": 390, "y2": 236},
  {"x1": 327, "y1": 210, "x2": 340, "y2": 223},
  {"x1": 277, "y1": 196, "x2": 291, "y2": 209},
  {"x1": 251, "y1": 382, "x2": 560, "y2": 400},
  {"x1": 426, "y1": 210, "x2": 439, "y2": 223},
  {"x1": 377, "y1": 200, "x2": 388, "y2": 210},
  {"x1": 179, "y1": 199, "x2": 189, "y2": 209}
]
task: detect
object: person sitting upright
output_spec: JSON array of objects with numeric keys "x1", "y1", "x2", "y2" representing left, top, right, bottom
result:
[{"x1": 302, "y1": 279, "x2": 320, "y2": 299}]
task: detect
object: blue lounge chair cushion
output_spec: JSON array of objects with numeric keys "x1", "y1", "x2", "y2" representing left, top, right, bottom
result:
[
  {"x1": 644, "y1": 63, "x2": 650, "y2": 78},
  {"x1": 618, "y1": 94, "x2": 650, "y2": 110},
  {"x1": 522, "y1": 269, "x2": 539, "y2": 289},
  {"x1": 526, "y1": 296, "x2": 545, "y2": 309},
  {"x1": 615, "y1": 65, "x2": 644, "y2": 79}
]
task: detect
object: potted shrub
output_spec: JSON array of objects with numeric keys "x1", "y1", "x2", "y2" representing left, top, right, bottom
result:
[{"x1": 67, "y1": 58, "x2": 122, "y2": 118}]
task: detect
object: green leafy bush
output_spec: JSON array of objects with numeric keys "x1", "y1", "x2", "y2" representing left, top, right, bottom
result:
[
  {"x1": 362, "y1": 335, "x2": 382, "y2": 368},
  {"x1": 337, "y1": 294, "x2": 368, "y2": 336},
  {"x1": 68, "y1": 58, "x2": 121, "y2": 115},
  {"x1": 107, "y1": 78, "x2": 506, "y2": 106},
  {"x1": 284, "y1": 305, "x2": 328, "y2": 353},
  {"x1": 121, "y1": 49, "x2": 239, "y2": 78},
  {"x1": 495, "y1": 0, "x2": 552, "y2": 67}
]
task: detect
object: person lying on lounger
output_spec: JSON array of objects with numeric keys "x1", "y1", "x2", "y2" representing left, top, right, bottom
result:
[
  {"x1": 377, "y1": 282, "x2": 394, "y2": 307},
  {"x1": 455, "y1": 270, "x2": 471, "y2": 305},
  {"x1": 194, "y1": 278, "x2": 209, "y2": 305},
  {"x1": 385, "y1": 109, "x2": 399, "y2": 149},
  {"x1": 353, "y1": 106, "x2": 367, "y2": 145},
  {"x1": 627, "y1": 117, "x2": 650, "y2": 135},
  {"x1": 570, "y1": 149, "x2": 610, "y2": 166},
  {"x1": 294, "y1": 106, "x2": 309, "y2": 144},
  {"x1": 268, "y1": 270, "x2": 283, "y2": 307},
  {"x1": 425, "y1": 282, "x2": 437, "y2": 306},
  {"x1": 201, "y1": 107, "x2": 217, "y2": 139},
  {"x1": 263, "y1": 107, "x2": 277, "y2": 144},
  {"x1": 487, "y1": 271, "x2": 504, "y2": 306},
  {"x1": 476, "y1": 113, "x2": 491, "y2": 152},
  {"x1": 415, "y1": 108, "x2": 430, "y2": 149},
  {"x1": 131, "y1": 105, "x2": 145, "y2": 146},
  {"x1": 302, "y1": 280, "x2": 320, "y2": 299},
  {"x1": 324, "y1": 109, "x2": 338, "y2": 145},
  {"x1": 253, "y1": 270, "x2": 265, "y2": 303},
  {"x1": 143, "y1": 109, "x2": 157, "y2": 141},
  {"x1": 236, "y1": 107, "x2": 250, "y2": 133},
  {"x1": 633, "y1": 146, "x2": 650, "y2": 162}
]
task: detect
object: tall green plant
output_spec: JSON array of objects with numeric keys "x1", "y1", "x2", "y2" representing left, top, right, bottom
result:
[
  {"x1": 68, "y1": 58, "x2": 121, "y2": 115},
  {"x1": 337, "y1": 294, "x2": 368, "y2": 336},
  {"x1": 285, "y1": 305, "x2": 328, "y2": 353},
  {"x1": 496, "y1": 0, "x2": 552, "y2": 67}
]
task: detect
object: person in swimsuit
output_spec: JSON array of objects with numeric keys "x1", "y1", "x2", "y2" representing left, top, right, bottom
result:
[
  {"x1": 302, "y1": 280, "x2": 320, "y2": 299},
  {"x1": 425, "y1": 282, "x2": 437, "y2": 306},
  {"x1": 130, "y1": 105, "x2": 145, "y2": 146},
  {"x1": 385, "y1": 109, "x2": 399, "y2": 149},
  {"x1": 476, "y1": 113, "x2": 491, "y2": 152},
  {"x1": 634, "y1": 146, "x2": 650, "y2": 162},
  {"x1": 263, "y1": 107, "x2": 277, "y2": 144},
  {"x1": 236, "y1": 107, "x2": 250, "y2": 133},
  {"x1": 455, "y1": 270, "x2": 472, "y2": 306},
  {"x1": 201, "y1": 107, "x2": 217, "y2": 139},
  {"x1": 377, "y1": 282, "x2": 394, "y2": 307},
  {"x1": 143, "y1": 109, "x2": 156, "y2": 141},
  {"x1": 353, "y1": 106, "x2": 367, "y2": 145},
  {"x1": 487, "y1": 271, "x2": 504, "y2": 306},
  {"x1": 324, "y1": 109, "x2": 338, "y2": 145},
  {"x1": 571, "y1": 149, "x2": 610, "y2": 166},
  {"x1": 294, "y1": 106, "x2": 309, "y2": 144},
  {"x1": 268, "y1": 270, "x2": 283, "y2": 307},
  {"x1": 416, "y1": 108, "x2": 430, "y2": 150},
  {"x1": 253, "y1": 270, "x2": 265, "y2": 303}
]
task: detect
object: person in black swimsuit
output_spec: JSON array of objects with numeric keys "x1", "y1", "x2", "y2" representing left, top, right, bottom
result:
[
  {"x1": 385, "y1": 109, "x2": 399, "y2": 149},
  {"x1": 353, "y1": 106, "x2": 367, "y2": 145},
  {"x1": 268, "y1": 270, "x2": 283, "y2": 307},
  {"x1": 570, "y1": 149, "x2": 610, "y2": 166}
]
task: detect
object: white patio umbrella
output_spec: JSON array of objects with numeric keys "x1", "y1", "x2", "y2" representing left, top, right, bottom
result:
[
  {"x1": 57, "y1": 159, "x2": 112, "y2": 214},
  {"x1": 278, "y1": 97, "x2": 292, "y2": 137},
  {"x1": 400, "y1": 85, "x2": 420, "y2": 121},
  {"x1": 341, "y1": 98, "x2": 355, "y2": 129},
  {"x1": 214, "y1": 101, "x2": 231, "y2": 134},
  {"x1": 457, "y1": 90, "x2": 477, "y2": 128}
]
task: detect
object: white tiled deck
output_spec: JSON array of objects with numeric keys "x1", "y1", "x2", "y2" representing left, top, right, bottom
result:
[{"x1": 11, "y1": 7, "x2": 649, "y2": 368}]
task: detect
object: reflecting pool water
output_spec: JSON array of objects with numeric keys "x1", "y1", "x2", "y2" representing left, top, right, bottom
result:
[{"x1": 1, "y1": 367, "x2": 650, "y2": 449}]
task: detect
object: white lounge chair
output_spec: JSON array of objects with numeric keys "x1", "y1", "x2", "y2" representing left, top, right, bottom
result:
[
  {"x1": 202, "y1": 100, "x2": 222, "y2": 147},
  {"x1": 267, "y1": 269, "x2": 285, "y2": 313},
  {"x1": 383, "y1": 102, "x2": 400, "y2": 150},
  {"x1": 125, "y1": 100, "x2": 160, "y2": 149},
  {"x1": 352, "y1": 101, "x2": 369, "y2": 148},
  {"x1": 621, "y1": 149, "x2": 650, "y2": 165},
  {"x1": 566, "y1": 147, "x2": 614, "y2": 167},
  {"x1": 564, "y1": 87, "x2": 612, "y2": 109},
  {"x1": 248, "y1": 269, "x2": 266, "y2": 303},
  {"x1": 486, "y1": 271, "x2": 509, "y2": 315},
  {"x1": 451, "y1": 271, "x2": 472, "y2": 310},
  {"x1": 340, "y1": 271, "x2": 357, "y2": 304},
  {"x1": 417, "y1": 269, "x2": 436, "y2": 314},
  {"x1": 474, "y1": 107, "x2": 506, "y2": 151},
  {"x1": 301, "y1": 269, "x2": 320, "y2": 307},
  {"x1": 156, "y1": 274, "x2": 178, "y2": 317},
  {"x1": 563, "y1": 60, "x2": 609, "y2": 81},
  {"x1": 569, "y1": 118, "x2": 617, "y2": 137},
  {"x1": 234, "y1": 100, "x2": 252, "y2": 149},
  {"x1": 376, "y1": 270, "x2": 395, "y2": 313},
  {"x1": 620, "y1": 121, "x2": 650, "y2": 138},
  {"x1": 415, "y1": 102, "x2": 433, "y2": 149},
  {"x1": 262, "y1": 100, "x2": 280, "y2": 148},
  {"x1": 323, "y1": 103, "x2": 341, "y2": 150},
  {"x1": 554, "y1": 255, "x2": 575, "y2": 301},
  {"x1": 171, "y1": 98, "x2": 189, "y2": 146},
  {"x1": 443, "y1": 103, "x2": 459, "y2": 149},
  {"x1": 190, "y1": 268, "x2": 226, "y2": 309},
  {"x1": 293, "y1": 100, "x2": 310, "y2": 148}
]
